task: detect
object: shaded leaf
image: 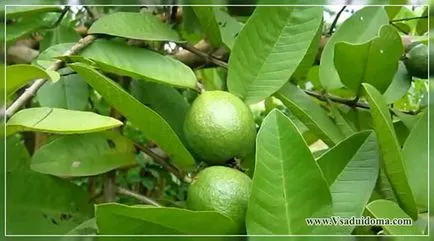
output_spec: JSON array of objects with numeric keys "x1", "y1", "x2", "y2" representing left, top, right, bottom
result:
[
  {"x1": 6, "y1": 107, "x2": 122, "y2": 136},
  {"x1": 66, "y1": 218, "x2": 98, "y2": 235},
  {"x1": 383, "y1": 62, "x2": 412, "y2": 104},
  {"x1": 36, "y1": 70, "x2": 90, "y2": 111},
  {"x1": 6, "y1": 6, "x2": 61, "y2": 18},
  {"x1": 317, "y1": 131, "x2": 379, "y2": 234},
  {"x1": 31, "y1": 131, "x2": 136, "y2": 177},
  {"x1": 6, "y1": 171, "x2": 93, "y2": 234},
  {"x1": 329, "y1": 103, "x2": 356, "y2": 137},
  {"x1": 37, "y1": 43, "x2": 75, "y2": 68},
  {"x1": 214, "y1": 8, "x2": 244, "y2": 50},
  {"x1": 1, "y1": 135, "x2": 31, "y2": 172},
  {"x1": 402, "y1": 110, "x2": 428, "y2": 211},
  {"x1": 78, "y1": 39, "x2": 196, "y2": 89},
  {"x1": 320, "y1": 7, "x2": 389, "y2": 90},
  {"x1": 192, "y1": 6, "x2": 222, "y2": 47},
  {"x1": 362, "y1": 83, "x2": 417, "y2": 219},
  {"x1": 70, "y1": 63, "x2": 196, "y2": 169},
  {"x1": 246, "y1": 109, "x2": 332, "y2": 234},
  {"x1": 4, "y1": 15, "x2": 51, "y2": 44},
  {"x1": 96, "y1": 203, "x2": 238, "y2": 235},
  {"x1": 88, "y1": 12, "x2": 180, "y2": 41},
  {"x1": 366, "y1": 200, "x2": 422, "y2": 235},
  {"x1": 275, "y1": 83, "x2": 345, "y2": 146},
  {"x1": 334, "y1": 25, "x2": 403, "y2": 94},
  {"x1": 40, "y1": 23, "x2": 81, "y2": 51},
  {"x1": 227, "y1": 6, "x2": 323, "y2": 104}
]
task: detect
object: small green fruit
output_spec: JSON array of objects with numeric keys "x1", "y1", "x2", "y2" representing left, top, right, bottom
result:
[
  {"x1": 404, "y1": 43, "x2": 431, "y2": 79},
  {"x1": 183, "y1": 91, "x2": 256, "y2": 164},
  {"x1": 187, "y1": 166, "x2": 252, "y2": 229}
]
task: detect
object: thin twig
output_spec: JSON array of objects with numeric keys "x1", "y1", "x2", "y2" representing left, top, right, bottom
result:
[
  {"x1": 328, "y1": 6, "x2": 347, "y2": 35},
  {"x1": 49, "y1": 6, "x2": 70, "y2": 28},
  {"x1": 4, "y1": 35, "x2": 96, "y2": 118},
  {"x1": 390, "y1": 22, "x2": 409, "y2": 34},
  {"x1": 177, "y1": 43, "x2": 228, "y2": 69},
  {"x1": 304, "y1": 89, "x2": 370, "y2": 109},
  {"x1": 134, "y1": 143, "x2": 187, "y2": 182},
  {"x1": 83, "y1": 6, "x2": 95, "y2": 19},
  {"x1": 390, "y1": 15, "x2": 428, "y2": 23},
  {"x1": 117, "y1": 186, "x2": 162, "y2": 207}
]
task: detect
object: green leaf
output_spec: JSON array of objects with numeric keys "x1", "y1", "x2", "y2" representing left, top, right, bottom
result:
[
  {"x1": 329, "y1": 103, "x2": 356, "y2": 137},
  {"x1": 31, "y1": 131, "x2": 136, "y2": 177},
  {"x1": 214, "y1": 8, "x2": 243, "y2": 50},
  {"x1": 37, "y1": 43, "x2": 75, "y2": 68},
  {"x1": 198, "y1": 67, "x2": 227, "y2": 91},
  {"x1": 246, "y1": 109, "x2": 332, "y2": 234},
  {"x1": 334, "y1": 25, "x2": 403, "y2": 94},
  {"x1": 227, "y1": 6, "x2": 323, "y2": 104},
  {"x1": 320, "y1": 7, "x2": 389, "y2": 90},
  {"x1": 66, "y1": 218, "x2": 98, "y2": 235},
  {"x1": 317, "y1": 131, "x2": 379, "y2": 234},
  {"x1": 78, "y1": 39, "x2": 196, "y2": 89},
  {"x1": 6, "y1": 6, "x2": 62, "y2": 18},
  {"x1": 402, "y1": 110, "x2": 428, "y2": 211},
  {"x1": 7, "y1": 171, "x2": 93, "y2": 234},
  {"x1": 366, "y1": 200, "x2": 422, "y2": 235},
  {"x1": 88, "y1": 12, "x2": 180, "y2": 42},
  {"x1": 6, "y1": 107, "x2": 122, "y2": 136},
  {"x1": 70, "y1": 63, "x2": 196, "y2": 170},
  {"x1": 4, "y1": 64, "x2": 60, "y2": 99},
  {"x1": 275, "y1": 83, "x2": 345, "y2": 146},
  {"x1": 130, "y1": 80, "x2": 189, "y2": 142},
  {"x1": 36, "y1": 70, "x2": 90, "y2": 111},
  {"x1": 96, "y1": 203, "x2": 238, "y2": 235},
  {"x1": 5, "y1": 15, "x2": 51, "y2": 44},
  {"x1": 40, "y1": 24, "x2": 81, "y2": 51},
  {"x1": 192, "y1": 7, "x2": 222, "y2": 47},
  {"x1": 1, "y1": 135, "x2": 31, "y2": 172},
  {"x1": 362, "y1": 83, "x2": 418, "y2": 219},
  {"x1": 383, "y1": 62, "x2": 412, "y2": 104}
]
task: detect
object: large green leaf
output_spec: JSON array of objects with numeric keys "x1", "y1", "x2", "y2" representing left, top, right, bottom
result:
[
  {"x1": 4, "y1": 64, "x2": 60, "y2": 100},
  {"x1": 317, "y1": 131, "x2": 379, "y2": 234},
  {"x1": 88, "y1": 12, "x2": 180, "y2": 42},
  {"x1": 365, "y1": 200, "x2": 422, "y2": 235},
  {"x1": 246, "y1": 109, "x2": 332, "y2": 234},
  {"x1": 383, "y1": 61, "x2": 412, "y2": 104},
  {"x1": 31, "y1": 131, "x2": 136, "y2": 177},
  {"x1": 320, "y1": 7, "x2": 389, "y2": 90},
  {"x1": 362, "y1": 83, "x2": 418, "y2": 219},
  {"x1": 6, "y1": 107, "x2": 122, "y2": 136},
  {"x1": 6, "y1": 171, "x2": 93, "y2": 234},
  {"x1": 402, "y1": 110, "x2": 428, "y2": 211},
  {"x1": 77, "y1": 39, "x2": 196, "y2": 89},
  {"x1": 6, "y1": 6, "x2": 61, "y2": 18},
  {"x1": 227, "y1": 6, "x2": 323, "y2": 104},
  {"x1": 275, "y1": 83, "x2": 345, "y2": 146},
  {"x1": 70, "y1": 63, "x2": 196, "y2": 169},
  {"x1": 36, "y1": 70, "x2": 89, "y2": 111},
  {"x1": 334, "y1": 25, "x2": 403, "y2": 94},
  {"x1": 96, "y1": 203, "x2": 238, "y2": 235},
  {"x1": 130, "y1": 80, "x2": 189, "y2": 142},
  {"x1": 192, "y1": 6, "x2": 222, "y2": 47}
]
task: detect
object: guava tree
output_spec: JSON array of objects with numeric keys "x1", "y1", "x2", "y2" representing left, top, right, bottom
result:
[{"x1": 1, "y1": 2, "x2": 432, "y2": 239}]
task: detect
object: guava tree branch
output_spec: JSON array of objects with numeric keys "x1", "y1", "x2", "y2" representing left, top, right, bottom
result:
[
  {"x1": 304, "y1": 89, "x2": 369, "y2": 109},
  {"x1": 176, "y1": 42, "x2": 228, "y2": 68},
  {"x1": 117, "y1": 186, "x2": 162, "y2": 207},
  {"x1": 4, "y1": 35, "x2": 96, "y2": 118},
  {"x1": 328, "y1": 6, "x2": 347, "y2": 35}
]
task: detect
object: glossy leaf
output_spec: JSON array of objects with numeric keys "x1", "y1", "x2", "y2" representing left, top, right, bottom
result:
[
  {"x1": 5, "y1": 64, "x2": 60, "y2": 99},
  {"x1": 96, "y1": 203, "x2": 238, "y2": 235},
  {"x1": 383, "y1": 62, "x2": 412, "y2": 104},
  {"x1": 130, "y1": 80, "x2": 189, "y2": 142},
  {"x1": 88, "y1": 12, "x2": 180, "y2": 41},
  {"x1": 31, "y1": 131, "x2": 136, "y2": 177},
  {"x1": 317, "y1": 131, "x2": 379, "y2": 234},
  {"x1": 334, "y1": 25, "x2": 403, "y2": 94},
  {"x1": 227, "y1": 6, "x2": 323, "y2": 104},
  {"x1": 6, "y1": 171, "x2": 93, "y2": 234},
  {"x1": 362, "y1": 83, "x2": 418, "y2": 219},
  {"x1": 70, "y1": 63, "x2": 196, "y2": 169},
  {"x1": 36, "y1": 71, "x2": 90, "y2": 111},
  {"x1": 192, "y1": 7, "x2": 222, "y2": 47},
  {"x1": 78, "y1": 39, "x2": 196, "y2": 89},
  {"x1": 6, "y1": 6, "x2": 62, "y2": 18},
  {"x1": 275, "y1": 83, "x2": 345, "y2": 146},
  {"x1": 402, "y1": 110, "x2": 428, "y2": 211},
  {"x1": 246, "y1": 109, "x2": 332, "y2": 234},
  {"x1": 366, "y1": 200, "x2": 422, "y2": 235},
  {"x1": 320, "y1": 7, "x2": 389, "y2": 90},
  {"x1": 6, "y1": 107, "x2": 122, "y2": 136}
]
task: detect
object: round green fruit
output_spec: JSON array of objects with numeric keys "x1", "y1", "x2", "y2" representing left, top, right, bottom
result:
[
  {"x1": 183, "y1": 91, "x2": 256, "y2": 164},
  {"x1": 187, "y1": 166, "x2": 252, "y2": 228},
  {"x1": 404, "y1": 43, "x2": 431, "y2": 79}
]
